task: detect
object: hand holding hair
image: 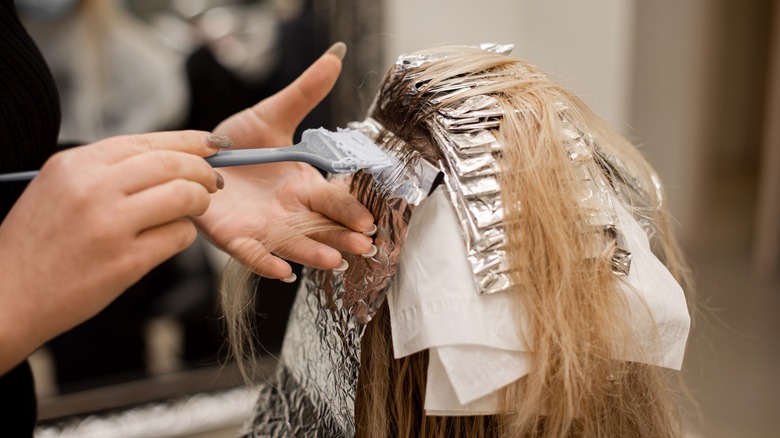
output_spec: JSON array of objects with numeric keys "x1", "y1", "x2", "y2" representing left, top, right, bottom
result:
[
  {"x1": 0, "y1": 43, "x2": 373, "y2": 374},
  {"x1": 0, "y1": 131, "x2": 225, "y2": 374},
  {"x1": 193, "y1": 42, "x2": 376, "y2": 279}
]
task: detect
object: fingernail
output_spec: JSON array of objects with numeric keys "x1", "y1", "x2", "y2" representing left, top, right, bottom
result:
[
  {"x1": 362, "y1": 223, "x2": 377, "y2": 237},
  {"x1": 332, "y1": 259, "x2": 349, "y2": 272},
  {"x1": 325, "y1": 42, "x2": 347, "y2": 61},
  {"x1": 361, "y1": 244, "x2": 377, "y2": 258},
  {"x1": 214, "y1": 171, "x2": 225, "y2": 190},
  {"x1": 207, "y1": 133, "x2": 233, "y2": 150},
  {"x1": 280, "y1": 273, "x2": 297, "y2": 283}
]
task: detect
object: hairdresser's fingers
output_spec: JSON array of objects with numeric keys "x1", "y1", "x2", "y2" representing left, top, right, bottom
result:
[
  {"x1": 126, "y1": 179, "x2": 212, "y2": 230},
  {"x1": 253, "y1": 45, "x2": 343, "y2": 133},
  {"x1": 272, "y1": 235, "x2": 344, "y2": 270},
  {"x1": 225, "y1": 237, "x2": 293, "y2": 279},
  {"x1": 305, "y1": 183, "x2": 375, "y2": 234},
  {"x1": 129, "y1": 219, "x2": 198, "y2": 280},
  {"x1": 308, "y1": 229, "x2": 373, "y2": 256},
  {"x1": 88, "y1": 131, "x2": 229, "y2": 164},
  {"x1": 328, "y1": 176, "x2": 352, "y2": 191},
  {"x1": 113, "y1": 150, "x2": 221, "y2": 194}
]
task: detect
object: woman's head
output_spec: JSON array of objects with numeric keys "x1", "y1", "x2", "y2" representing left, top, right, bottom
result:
[
  {"x1": 352, "y1": 45, "x2": 691, "y2": 437},
  {"x1": 229, "y1": 45, "x2": 692, "y2": 438}
]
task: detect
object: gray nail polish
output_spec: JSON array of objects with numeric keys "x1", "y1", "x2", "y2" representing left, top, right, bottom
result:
[
  {"x1": 325, "y1": 42, "x2": 347, "y2": 61},
  {"x1": 214, "y1": 171, "x2": 225, "y2": 190},
  {"x1": 207, "y1": 134, "x2": 233, "y2": 150},
  {"x1": 280, "y1": 273, "x2": 297, "y2": 283}
]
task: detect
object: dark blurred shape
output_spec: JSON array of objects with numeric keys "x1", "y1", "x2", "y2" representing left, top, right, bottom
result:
[{"x1": 14, "y1": 0, "x2": 77, "y2": 21}]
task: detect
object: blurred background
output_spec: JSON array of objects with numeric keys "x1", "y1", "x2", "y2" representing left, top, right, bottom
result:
[{"x1": 16, "y1": 0, "x2": 779, "y2": 436}]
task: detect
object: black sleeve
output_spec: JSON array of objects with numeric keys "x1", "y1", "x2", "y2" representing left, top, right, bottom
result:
[
  {"x1": 0, "y1": 0, "x2": 65, "y2": 433},
  {"x1": 0, "y1": 361, "x2": 37, "y2": 437}
]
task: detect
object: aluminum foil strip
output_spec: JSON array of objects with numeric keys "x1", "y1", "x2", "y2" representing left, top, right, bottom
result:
[
  {"x1": 245, "y1": 44, "x2": 658, "y2": 434},
  {"x1": 245, "y1": 364, "x2": 336, "y2": 437},
  {"x1": 426, "y1": 80, "x2": 502, "y2": 105},
  {"x1": 556, "y1": 107, "x2": 635, "y2": 275},
  {"x1": 593, "y1": 145, "x2": 665, "y2": 246},
  {"x1": 553, "y1": 100, "x2": 664, "y2": 247},
  {"x1": 408, "y1": 72, "x2": 513, "y2": 294},
  {"x1": 390, "y1": 44, "x2": 639, "y2": 291},
  {"x1": 245, "y1": 122, "x2": 419, "y2": 437},
  {"x1": 431, "y1": 121, "x2": 501, "y2": 178},
  {"x1": 449, "y1": 130, "x2": 503, "y2": 156},
  {"x1": 394, "y1": 43, "x2": 514, "y2": 71},
  {"x1": 245, "y1": 196, "x2": 414, "y2": 437}
]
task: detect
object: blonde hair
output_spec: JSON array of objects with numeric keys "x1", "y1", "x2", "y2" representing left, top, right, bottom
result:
[
  {"x1": 220, "y1": 214, "x2": 344, "y2": 383},
  {"x1": 224, "y1": 47, "x2": 693, "y2": 437}
]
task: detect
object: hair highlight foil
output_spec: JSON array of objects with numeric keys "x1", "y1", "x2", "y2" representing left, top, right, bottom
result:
[
  {"x1": 243, "y1": 126, "x2": 420, "y2": 437},
  {"x1": 243, "y1": 44, "x2": 667, "y2": 436}
]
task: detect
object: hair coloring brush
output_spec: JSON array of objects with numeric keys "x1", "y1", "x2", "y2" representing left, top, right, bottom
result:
[{"x1": 0, "y1": 128, "x2": 440, "y2": 204}]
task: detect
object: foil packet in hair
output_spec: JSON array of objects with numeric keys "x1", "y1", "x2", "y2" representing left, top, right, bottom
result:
[
  {"x1": 243, "y1": 127, "x2": 420, "y2": 437},
  {"x1": 243, "y1": 44, "x2": 664, "y2": 436}
]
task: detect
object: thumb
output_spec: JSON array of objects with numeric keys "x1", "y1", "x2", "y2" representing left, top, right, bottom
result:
[{"x1": 249, "y1": 43, "x2": 345, "y2": 133}]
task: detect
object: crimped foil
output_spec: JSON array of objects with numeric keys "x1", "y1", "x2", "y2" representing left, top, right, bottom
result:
[
  {"x1": 244, "y1": 131, "x2": 418, "y2": 437},
  {"x1": 382, "y1": 45, "x2": 516, "y2": 294},
  {"x1": 557, "y1": 106, "x2": 635, "y2": 275},
  {"x1": 394, "y1": 43, "x2": 513, "y2": 71},
  {"x1": 244, "y1": 198, "x2": 413, "y2": 438},
  {"x1": 245, "y1": 44, "x2": 663, "y2": 434},
  {"x1": 392, "y1": 45, "x2": 638, "y2": 292}
]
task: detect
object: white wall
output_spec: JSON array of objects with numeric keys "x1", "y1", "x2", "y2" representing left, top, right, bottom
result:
[
  {"x1": 383, "y1": 0, "x2": 635, "y2": 129},
  {"x1": 629, "y1": 0, "x2": 713, "y2": 245}
]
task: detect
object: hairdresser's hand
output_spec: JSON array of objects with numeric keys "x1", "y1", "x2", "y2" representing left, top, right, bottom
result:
[
  {"x1": 194, "y1": 43, "x2": 375, "y2": 279},
  {"x1": 0, "y1": 131, "x2": 224, "y2": 373}
]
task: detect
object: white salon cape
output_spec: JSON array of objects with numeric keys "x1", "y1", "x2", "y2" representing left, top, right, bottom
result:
[{"x1": 387, "y1": 188, "x2": 690, "y2": 415}]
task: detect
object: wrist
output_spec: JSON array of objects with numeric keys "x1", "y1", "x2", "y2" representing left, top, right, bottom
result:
[
  {"x1": 0, "y1": 290, "x2": 40, "y2": 375},
  {"x1": 0, "y1": 245, "x2": 46, "y2": 375}
]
